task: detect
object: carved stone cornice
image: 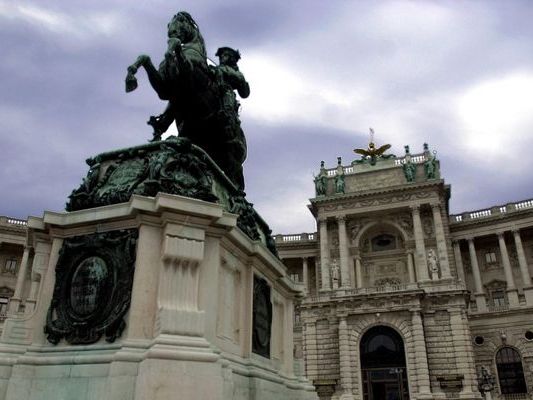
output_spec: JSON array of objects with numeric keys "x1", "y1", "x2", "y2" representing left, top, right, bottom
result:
[{"x1": 310, "y1": 180, "x2": 445, "y2": 211}]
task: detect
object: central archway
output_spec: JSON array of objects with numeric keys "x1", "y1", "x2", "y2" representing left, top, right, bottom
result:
[{"x1": 360, "y1": 326, "x2": 409, "y2": 400}]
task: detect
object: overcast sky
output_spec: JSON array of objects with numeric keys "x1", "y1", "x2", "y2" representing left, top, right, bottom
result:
[{"x1": 1, "y1": 0, "x2": 533, "y2": 234}]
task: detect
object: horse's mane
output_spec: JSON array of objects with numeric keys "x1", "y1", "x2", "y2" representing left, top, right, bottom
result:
[{"x1": 174, "y1": 11, "x2": 207, "y2": 58}]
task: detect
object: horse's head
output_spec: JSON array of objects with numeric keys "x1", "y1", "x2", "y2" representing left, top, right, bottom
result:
[{"x1": 167, "y1": 12, "x2": 206, "y2": 57}]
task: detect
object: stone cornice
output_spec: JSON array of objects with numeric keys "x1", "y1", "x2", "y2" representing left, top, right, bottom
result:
[{"x1": 310, "y1": 179, "x2": 446, "y2": 207}]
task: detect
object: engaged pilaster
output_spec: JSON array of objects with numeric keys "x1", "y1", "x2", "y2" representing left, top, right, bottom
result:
[
  {"x1": 467, "y1": 237, "x2": 487, "y2": 312},
  {"x1": 355, "y1": 255, "x2": 363, "y2": 288},
  {"x1": 319, "y1": 217, "x2": 331, "y2": 290},
  {"x1": 497, "y1": 232, "x2": 519, "y2": 307},
  {"x1": 8, "y1": 246, "x2": 32, "y2": 314},
  {"x1": 430, "y1": 203, "x2": 451, "y2": 279},
  {"x1": 411, "y1": 310, "x2": 432, "y2": 396},
  {"x1": 157, "y1": 222, "x2": 206, "y2": 336},
  {"x1": 513, "y1": 229, "x2": 533, "y2": 305},
  {"x1": 411, "y1": 205, "x2": 429, "y2": 281},
  {"x1": 337, "y1": 216, "x2": 351, "y2": 288},
  {"x1": 302, "y1": 257, "x2": 309, "y2": 294},
  {"x1": 406, "y1": 249, "x2": 416, "y2": 283},
  {"x1": 338, "y1": 317, "x2": 355, "y2": 399},
  {"x1": 449, "y1": 309, "x2": 481, "y2": 398},
  {"x1": 452, "y1": 240, "x2": 466, "y2": 283}
]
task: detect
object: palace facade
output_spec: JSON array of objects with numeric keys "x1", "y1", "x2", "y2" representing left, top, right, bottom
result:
[
  {"x1": 1, "y1": 143, "x2": 533, "y2": 400},
  {"x1": 276, "y1": 144, "x2": 533, "y2": 400}
]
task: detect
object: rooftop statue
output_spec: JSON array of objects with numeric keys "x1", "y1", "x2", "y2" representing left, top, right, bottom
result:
[{"x1": 125, "y1": 11, "x2": 249, "y2": 191}]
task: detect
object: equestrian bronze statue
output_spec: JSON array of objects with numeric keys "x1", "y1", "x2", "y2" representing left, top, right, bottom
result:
[{"x1": 125, "y1": 11, "x2": 250, "y2": 191}]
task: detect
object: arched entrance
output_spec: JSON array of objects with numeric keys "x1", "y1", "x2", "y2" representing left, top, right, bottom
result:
[{"x1": 360, "y1": 326, "x2": 409, "y2": 400}]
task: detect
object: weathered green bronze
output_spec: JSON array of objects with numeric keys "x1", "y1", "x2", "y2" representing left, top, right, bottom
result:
[
  {"x1": 125, "y1": 11, "x2": 249, "y2": 191},
  {"x1": 252, "y1": 275, "x2": 272, "y2": 358},
  {"x1": 314, "y1": 161, "x2": 328, "y2": 196},
  {"x1": 66, "y1": 137, "x2": 278, "y2": 256},
  {"x1": 424, "y1": 149, "x2": 438, "y2": 180},
  {"x1": 402, "y1": 145, "x2": 416, "y2": 182},
  {"x1": 45, "y1": 229, "x2": 138, "y2": 345}
]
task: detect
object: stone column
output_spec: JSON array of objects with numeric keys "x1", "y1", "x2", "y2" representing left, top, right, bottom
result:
[
  {"x1": 497, "y1": 232, "x2": 519, "y2": 307},
  {"x1": 355, "y1": 255, "x2": 363, "y2": 288},
  {"x1": 303, "y1": 321, "x2": 318, "y2": 381},
  {"x1": 302, "y1": 257, "x2": 309, "y2": 294},
  {"x1": 512, "y1": 229, "x2": 533, "y2": 305},
  {"x1": 319, "y1": 217, "x2": 331, "y2": 290},
  {"x1": 452, "y1": 240, "x2": 466, "y2": 283},
  {"x1": 338, "y1": 317, "x2": 354, "y2": 399},
  {"x1": 411, "y1": 205, "x2": 429, "y2": 281},
  {"x1": 8, "y1": 246, "x2": 31, "y2": 314},
  {"x1": 467, "y1": 237, "x2": 487, "y2": 312},
  {"x1": 337, "y1": 216, "x2": 351, "y2": 288},
  {"x1": 411, "y1": 311, "x2": 432, "y2": 396},
  {"x1": 431, "y1": 203, "x2": 451, "y2": 278},
  {"x1": 449, "y1": 309, "x2": 480, "y2": 398},
  {"x1": 315, "y1": 259, "x2": 320, "y2": 293},
  {"x1": 25, "y1": 241, "x2": 52, "y2": 313},
  {"x1": 406, "y1": 249, "x2": 416, "y2": 283}
]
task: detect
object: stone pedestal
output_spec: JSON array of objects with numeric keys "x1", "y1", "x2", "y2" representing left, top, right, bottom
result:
[{"x1": 0, "y1": 194, "x2": 317, "y2": 400}]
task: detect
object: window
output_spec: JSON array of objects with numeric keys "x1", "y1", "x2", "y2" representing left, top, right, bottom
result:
[
  {"x1": 371, "y1": 234, "x2": 397, "y2": 252},
  {"x1": 0, "y1": 297, "x2": 8, "y2": 317},
  {"x1": 496, "y1": 347, "x2": 527, "y2": 394},
  {"x1": 3, "y1": 259, "x2": 17, "y2": 274},
  {"x1": 485, "y1": 252, "x2": 497, "y2": 264},
  {"x1": 290, "y1": 273, "x2": 300, "y2": 283}
]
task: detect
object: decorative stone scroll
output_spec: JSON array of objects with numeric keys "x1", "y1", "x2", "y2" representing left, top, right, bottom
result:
[
  {"x1": 45, "y1": 229, "x2": 138, "y2": 345},
  {"x1": 252, "y1": 275, "x2": 272, "y2": 358}
]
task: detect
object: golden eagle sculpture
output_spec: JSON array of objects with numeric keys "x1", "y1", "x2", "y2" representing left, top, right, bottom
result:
[{"x1": 353, "y1": 128, "x2": 394, "y2": 165}]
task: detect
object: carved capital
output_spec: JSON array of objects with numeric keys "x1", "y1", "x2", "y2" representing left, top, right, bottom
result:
[
  {"x1": 410, "y1": 204, "x2": 421, "y2": 214},
  {"x1": 318, "y1": 216, "x2": 328, "y2": 224},
  {"x1": 430, "y1": 202, "x2": 440, "y2": 211},
  {"x1": 451, "y1": 239, "x2": 461, "y2": 246},
  {"x1": 512, "y1": 229, "x2": 521, "y2": 236},
  {"x1": 336, "y1": 215, "x2": 347, "y2": 224},
  {"x1": 496, "y1": 231, "x2": 505, "y2": 239}
]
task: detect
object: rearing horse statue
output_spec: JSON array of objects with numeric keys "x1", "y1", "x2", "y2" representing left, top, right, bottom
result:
[{"x1": 125, "y1": 11, "x2": 249, "y2": 191}]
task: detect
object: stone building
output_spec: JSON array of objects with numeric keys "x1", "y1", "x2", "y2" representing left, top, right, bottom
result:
[
  {"x1": 2, "y1": 143, "x2": 533, "y2": 400},
  {"x1": 0, "y1": 216, "x2": 27, "y2": 329},
  {"x1": 276, "y1": 143, "x2": 533, "y2": 400}
]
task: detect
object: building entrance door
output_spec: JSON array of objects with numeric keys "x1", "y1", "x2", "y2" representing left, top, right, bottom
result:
[{"x1": 360, "y1": 326, "x2": 409, "y2": 400}]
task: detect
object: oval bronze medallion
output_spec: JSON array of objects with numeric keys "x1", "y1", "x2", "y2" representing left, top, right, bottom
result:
[{"x1": 70, "y1": 256, "x2": 109, "y2": 317}]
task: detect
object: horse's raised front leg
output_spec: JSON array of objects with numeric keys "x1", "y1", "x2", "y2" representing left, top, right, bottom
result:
[{"x1": 125, "y1": 55, "x2": 170, "y2": 100}]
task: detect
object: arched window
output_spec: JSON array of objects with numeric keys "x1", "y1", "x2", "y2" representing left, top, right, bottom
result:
[{"x1": 496, "y1": 347, "x2": 527, "y2": 394}]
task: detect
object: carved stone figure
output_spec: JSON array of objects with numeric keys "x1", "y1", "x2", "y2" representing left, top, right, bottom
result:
[
  {"x1": 427, "y1": 249, "x2": 440, "y2": 280},
  {"x1": 424, "y1": 151, "x2": 438, "y2": 179},
  {"x1": 125, "y1": 11, "x2": 250, "y2": 191},
  {"x1": 314, "y1": 161, "x2": 328, "y2": 196},
  {"x1": 335, "y1": 173, "x2": 345, "y2": 194},
  {"x1": 330, "y1": 259, "x2": 340, "y2": 288}
]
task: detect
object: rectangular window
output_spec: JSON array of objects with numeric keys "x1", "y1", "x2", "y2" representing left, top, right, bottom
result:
[
  {"x1": 0, "y1": 297, "x2": 8, "y2": 316},
  {"x1": 485, "y1": 252, "x2": 497, "y2": 264},
  {"x1": 3, "y1": 259, "x2": 17, "y2": 274},
  {"x1": 290, "y1": 273, "x2": 300, "y2": 283},
  {"x1": 492, "y1": 290, "x2": 507, "y2": 308}
]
